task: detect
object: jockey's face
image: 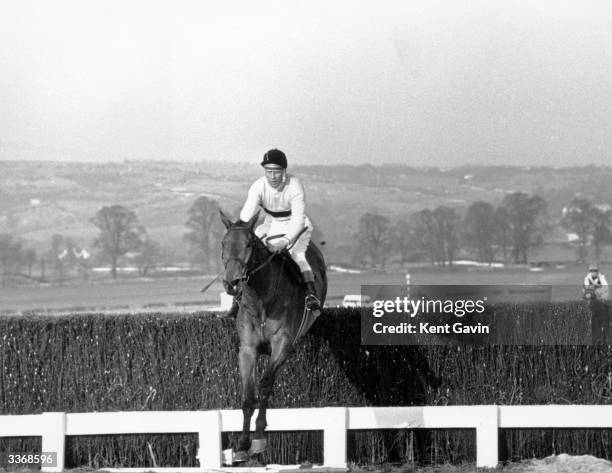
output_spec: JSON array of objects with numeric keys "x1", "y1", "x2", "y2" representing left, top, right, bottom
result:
[{"x1": 264, "y1": 164, "x2": 285, "y2": 189}]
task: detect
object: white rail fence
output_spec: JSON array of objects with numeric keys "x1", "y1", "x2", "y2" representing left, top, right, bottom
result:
[{"x1": 1, "y1": 405, "x2": 612, "y2": 472}]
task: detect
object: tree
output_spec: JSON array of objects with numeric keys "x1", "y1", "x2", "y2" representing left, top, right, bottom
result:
[
  {"x1": 494, "y1": 206, "x2": 512, "y2": 264},
  {"x1": 498, "y1": 192, "x2": 549, "y2": 264},
  {"x1": 432, "y1": 206, "x2": 461, "y2": 267},
  {"x1": 0, "y1": 233, "x2": 23, "y2": 287},
  {"x1": 413, "y1": 207, "x2": 460, "y2": 267},
  {"x1": 591, "y1": 206, "x2": 612, "y2": 261},
  {"x1": 462, "y1": 201, "x2": 497, "y2": 264},
  {"x1": 354, "y1": 212, "x2": 392, "y2": 268},
  {"x1": 91, "y1": 205, "x2": 145, "y2": 279},
  {"x1": 22, "y1": 248, "x2": 37, "y2": 277},
  {"x1": 134, "y1": 238, "x2": 164, "y2": 276},
  {"x1": 413, "y1": 209, "x2": 440, "y2": 265},
  {"x1": 391, "y1": 216, "x2": 415, "y2": 264},
  {"x1": 49, "y1": 234, "x2": 67, "y2": 282},
  {"x1": 560, "y1": 197, "x2": 596, "y2": 263},
  {"x1": 184, "y1": 196, "x2": 224, "y2": 272}
]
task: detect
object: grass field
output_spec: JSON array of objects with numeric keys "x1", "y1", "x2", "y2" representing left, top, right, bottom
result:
[{"x1": 0, "y1": 263, "x2": 601, "y2": 314}]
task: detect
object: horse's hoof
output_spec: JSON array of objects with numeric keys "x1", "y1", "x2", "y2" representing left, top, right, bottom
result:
[
  {"x1": 233, "y1": 450, "x2": 250, "y2": 463},
  {"x1": 249, "y1": 438, "x2": 268, "y2": 455}
]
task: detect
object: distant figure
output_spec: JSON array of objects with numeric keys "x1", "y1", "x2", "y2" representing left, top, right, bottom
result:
[
  {"x1": 584, "y1": 264, "x2": 610, "y2": 345},
  {"x1": 583, "y1": 263, "x2": 609, "y2": 301}
]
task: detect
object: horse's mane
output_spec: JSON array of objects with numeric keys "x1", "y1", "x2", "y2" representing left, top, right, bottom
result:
[{"x1": 230, "y1": 221, "x2": 271, "y2": 256}]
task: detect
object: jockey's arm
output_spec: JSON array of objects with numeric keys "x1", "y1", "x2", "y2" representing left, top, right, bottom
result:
[
  {"x1": 239, "y1": 180, "x2": 262, "y2": 223},
  {"x1": 285, "y1": 180, "x2": 306, "y2": 244}
]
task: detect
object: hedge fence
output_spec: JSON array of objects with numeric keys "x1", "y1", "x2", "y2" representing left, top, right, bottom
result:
[{"x1": 0, "y1": 303, "x2": 611, "y2": 467}]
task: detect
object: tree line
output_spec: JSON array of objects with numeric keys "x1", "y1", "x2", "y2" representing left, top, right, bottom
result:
[
  {"x1": 0, "y1": 196, "x2": 223, "y2": 286},
  {"x1": 1, "y1": 192, "x2": 611, "y2": 286},
  {"x1": 354, "y1": 192, "x2": 612, "y2": 268}
]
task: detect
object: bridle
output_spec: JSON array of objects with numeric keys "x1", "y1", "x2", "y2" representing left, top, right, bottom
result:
[
  {"x1": 201, "y1": 224, "x2": 306, "y2": 295},
  {"x1": 223, "y1": 226, "x2": 276, "y2": 285}
]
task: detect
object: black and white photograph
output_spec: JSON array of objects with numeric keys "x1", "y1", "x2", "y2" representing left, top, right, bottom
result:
[{"x1": 1, "y1": 1, "x2": 612, "y2": 472}]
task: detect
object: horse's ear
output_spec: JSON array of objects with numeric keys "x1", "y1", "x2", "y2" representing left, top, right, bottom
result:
[
  {"x1": 219, "y1": 210, "x2": 233, "y2": 229},
  {"x1": 246, "y1": 210, "x2": 260, "y2": 230}
]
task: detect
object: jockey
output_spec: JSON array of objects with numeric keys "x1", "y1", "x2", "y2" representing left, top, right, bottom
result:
[
  {"x1": 583, "y1": 263, "x2": 609, "y2": 301},
  {"x1": 224, "y1": 149, "x2": 321, "y2": 317}
]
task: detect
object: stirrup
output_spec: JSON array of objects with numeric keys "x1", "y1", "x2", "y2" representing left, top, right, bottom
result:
[{"x1": 305, "y1": 293, "x2": 320, "y2": 311}]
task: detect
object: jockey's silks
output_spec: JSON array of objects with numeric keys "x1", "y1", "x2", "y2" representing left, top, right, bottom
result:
[{"x1": 240, "y1": 174, "x2": 307, "y2": 243}]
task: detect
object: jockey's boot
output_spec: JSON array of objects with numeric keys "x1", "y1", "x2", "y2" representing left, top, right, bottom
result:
[{"x1": 304, "y1": 281, "x2": 321, "y2": 312}]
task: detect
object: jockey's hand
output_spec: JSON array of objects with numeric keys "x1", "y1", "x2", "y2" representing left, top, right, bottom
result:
[{"x1": 267, "y1": 236, "x2": 290, "y2": 253}]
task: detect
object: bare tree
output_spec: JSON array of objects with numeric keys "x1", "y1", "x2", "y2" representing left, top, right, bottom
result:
[
  {"x1": 184, "y1": 196, "x2": 224, "y2": 271},
  {"x1": 49, "y1": 234, "x2": 66, "y2": 282},
  {"x1": 413, "y1": 209, "x2": 440, "y2": 265},
  {"x1": 391, "y1": 216, "x2": 415, "y2": 264},
  {"x1": 498, "y1": 192, "x2": 549, "y2": 264},
  {"x1": 463, "y1": 201, "x2": 497, "y2": 264},
  {"x1": 591, "y1": 206, "x2": 612, "y2": 261},
  {"x1": 0, "y1": 233, "x2": 23, "y2": 287},
  {"x1": 560, "y1": 197, "x2": 596, "y2": 263},
  {"x1": 22, "y1": 248, "x2": 37, "y2": 277},
  {"x1": 494, "y1": 206, "x2": 512, "y2": 264},
  {"x1": 134, "y1": 238, "x2": 164, "y2": 276},
  {"x1": 354, "y1": 212, "x2": 392, "y2": 268},
  {"x1": 413, "y1": 207, "x2": 460, "y2": 267},
  {"x1": 91, "y1": 205, "x2": 145, "y2": 279},
  {"x1": 432, "y1": 206, "x2": 460, "y2": 267}
]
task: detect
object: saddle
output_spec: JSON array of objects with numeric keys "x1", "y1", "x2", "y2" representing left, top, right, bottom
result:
[{"x1": 275, "y1": 242, "x2": 319, "y2": 286}]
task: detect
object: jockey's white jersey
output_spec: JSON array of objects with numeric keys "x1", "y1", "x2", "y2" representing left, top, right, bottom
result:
[
  {"x1": 584, "y1": 273, "x2": 609, "y2": 300},
  {"x1": 239, "y1": 173, "x2": 307, "y2": 242},
  {"x1": 584, "y1": 273, "x2": 608, "y2": 287}
]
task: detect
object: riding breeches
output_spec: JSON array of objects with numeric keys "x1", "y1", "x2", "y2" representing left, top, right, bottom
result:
[{"x1": 255, "y1": 216, "x2": 313, "y2": 274}]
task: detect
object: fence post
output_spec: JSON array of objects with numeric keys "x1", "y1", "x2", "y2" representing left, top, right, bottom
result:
[
  {"x1": 197, "y1": 410, "x2": 222, "y2": 469},
  {"x1": 41, "y1": 412, "x2": 66, "y2": 473},
  {"x1": 475, "y1": 405, "x2": 498, "y2": 468},
  {"x1": 323, "y1": 407, "x2": 348, "y2": 468}
]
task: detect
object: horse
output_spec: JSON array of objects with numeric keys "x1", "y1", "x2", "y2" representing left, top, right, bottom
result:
[{"x1": 219, "y1": 210, "x2": 327, "y2": 463}]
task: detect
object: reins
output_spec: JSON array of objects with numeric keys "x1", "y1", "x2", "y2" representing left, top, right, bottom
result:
[{"x1": 203, "y1": 225, "x2": 310, "y2": 334}]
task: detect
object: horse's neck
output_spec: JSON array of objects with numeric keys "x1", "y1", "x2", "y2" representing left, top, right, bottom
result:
[{"x1": 249, "y1": 244, "x2": 282, "y2": 299}]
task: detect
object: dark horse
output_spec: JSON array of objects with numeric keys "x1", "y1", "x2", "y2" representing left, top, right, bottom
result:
[{"x1": 219, "y1": 210, "x2": 327, "y2": 463}]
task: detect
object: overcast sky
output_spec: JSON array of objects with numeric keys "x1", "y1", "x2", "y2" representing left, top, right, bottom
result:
[{"x1": 1, "y1": 0, "x2": 612, "y2": 166}]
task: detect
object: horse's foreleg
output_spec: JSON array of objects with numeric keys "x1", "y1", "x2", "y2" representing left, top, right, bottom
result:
[
  {"x1": 237, "y1": 345, "x2": 257, "y2": 457},
  {"x1": 252, "y1": 335, "x2": 292, "y2": 450}
]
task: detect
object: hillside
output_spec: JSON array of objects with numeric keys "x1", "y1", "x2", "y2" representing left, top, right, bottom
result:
[{"x1": 2, "y1": 161, "x2": 612, "y2": 263}]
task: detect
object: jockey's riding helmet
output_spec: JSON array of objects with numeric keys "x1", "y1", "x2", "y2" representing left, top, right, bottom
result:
[
  {"x1": 589, "y1": 263, "x2": 599, "y2": 272},
  {"x1": 261, "y1": 149, "x2": 287, "y2": 169}
]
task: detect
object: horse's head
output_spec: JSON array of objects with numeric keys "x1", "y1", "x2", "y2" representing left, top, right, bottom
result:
[{"x1": 219, "y1": 210, "x2": 260, "y2": 295}]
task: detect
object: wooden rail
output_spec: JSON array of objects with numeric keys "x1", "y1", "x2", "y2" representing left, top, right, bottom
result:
[{"x1": 1, "y1": 405, "x2": 612, "y2": 471}]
